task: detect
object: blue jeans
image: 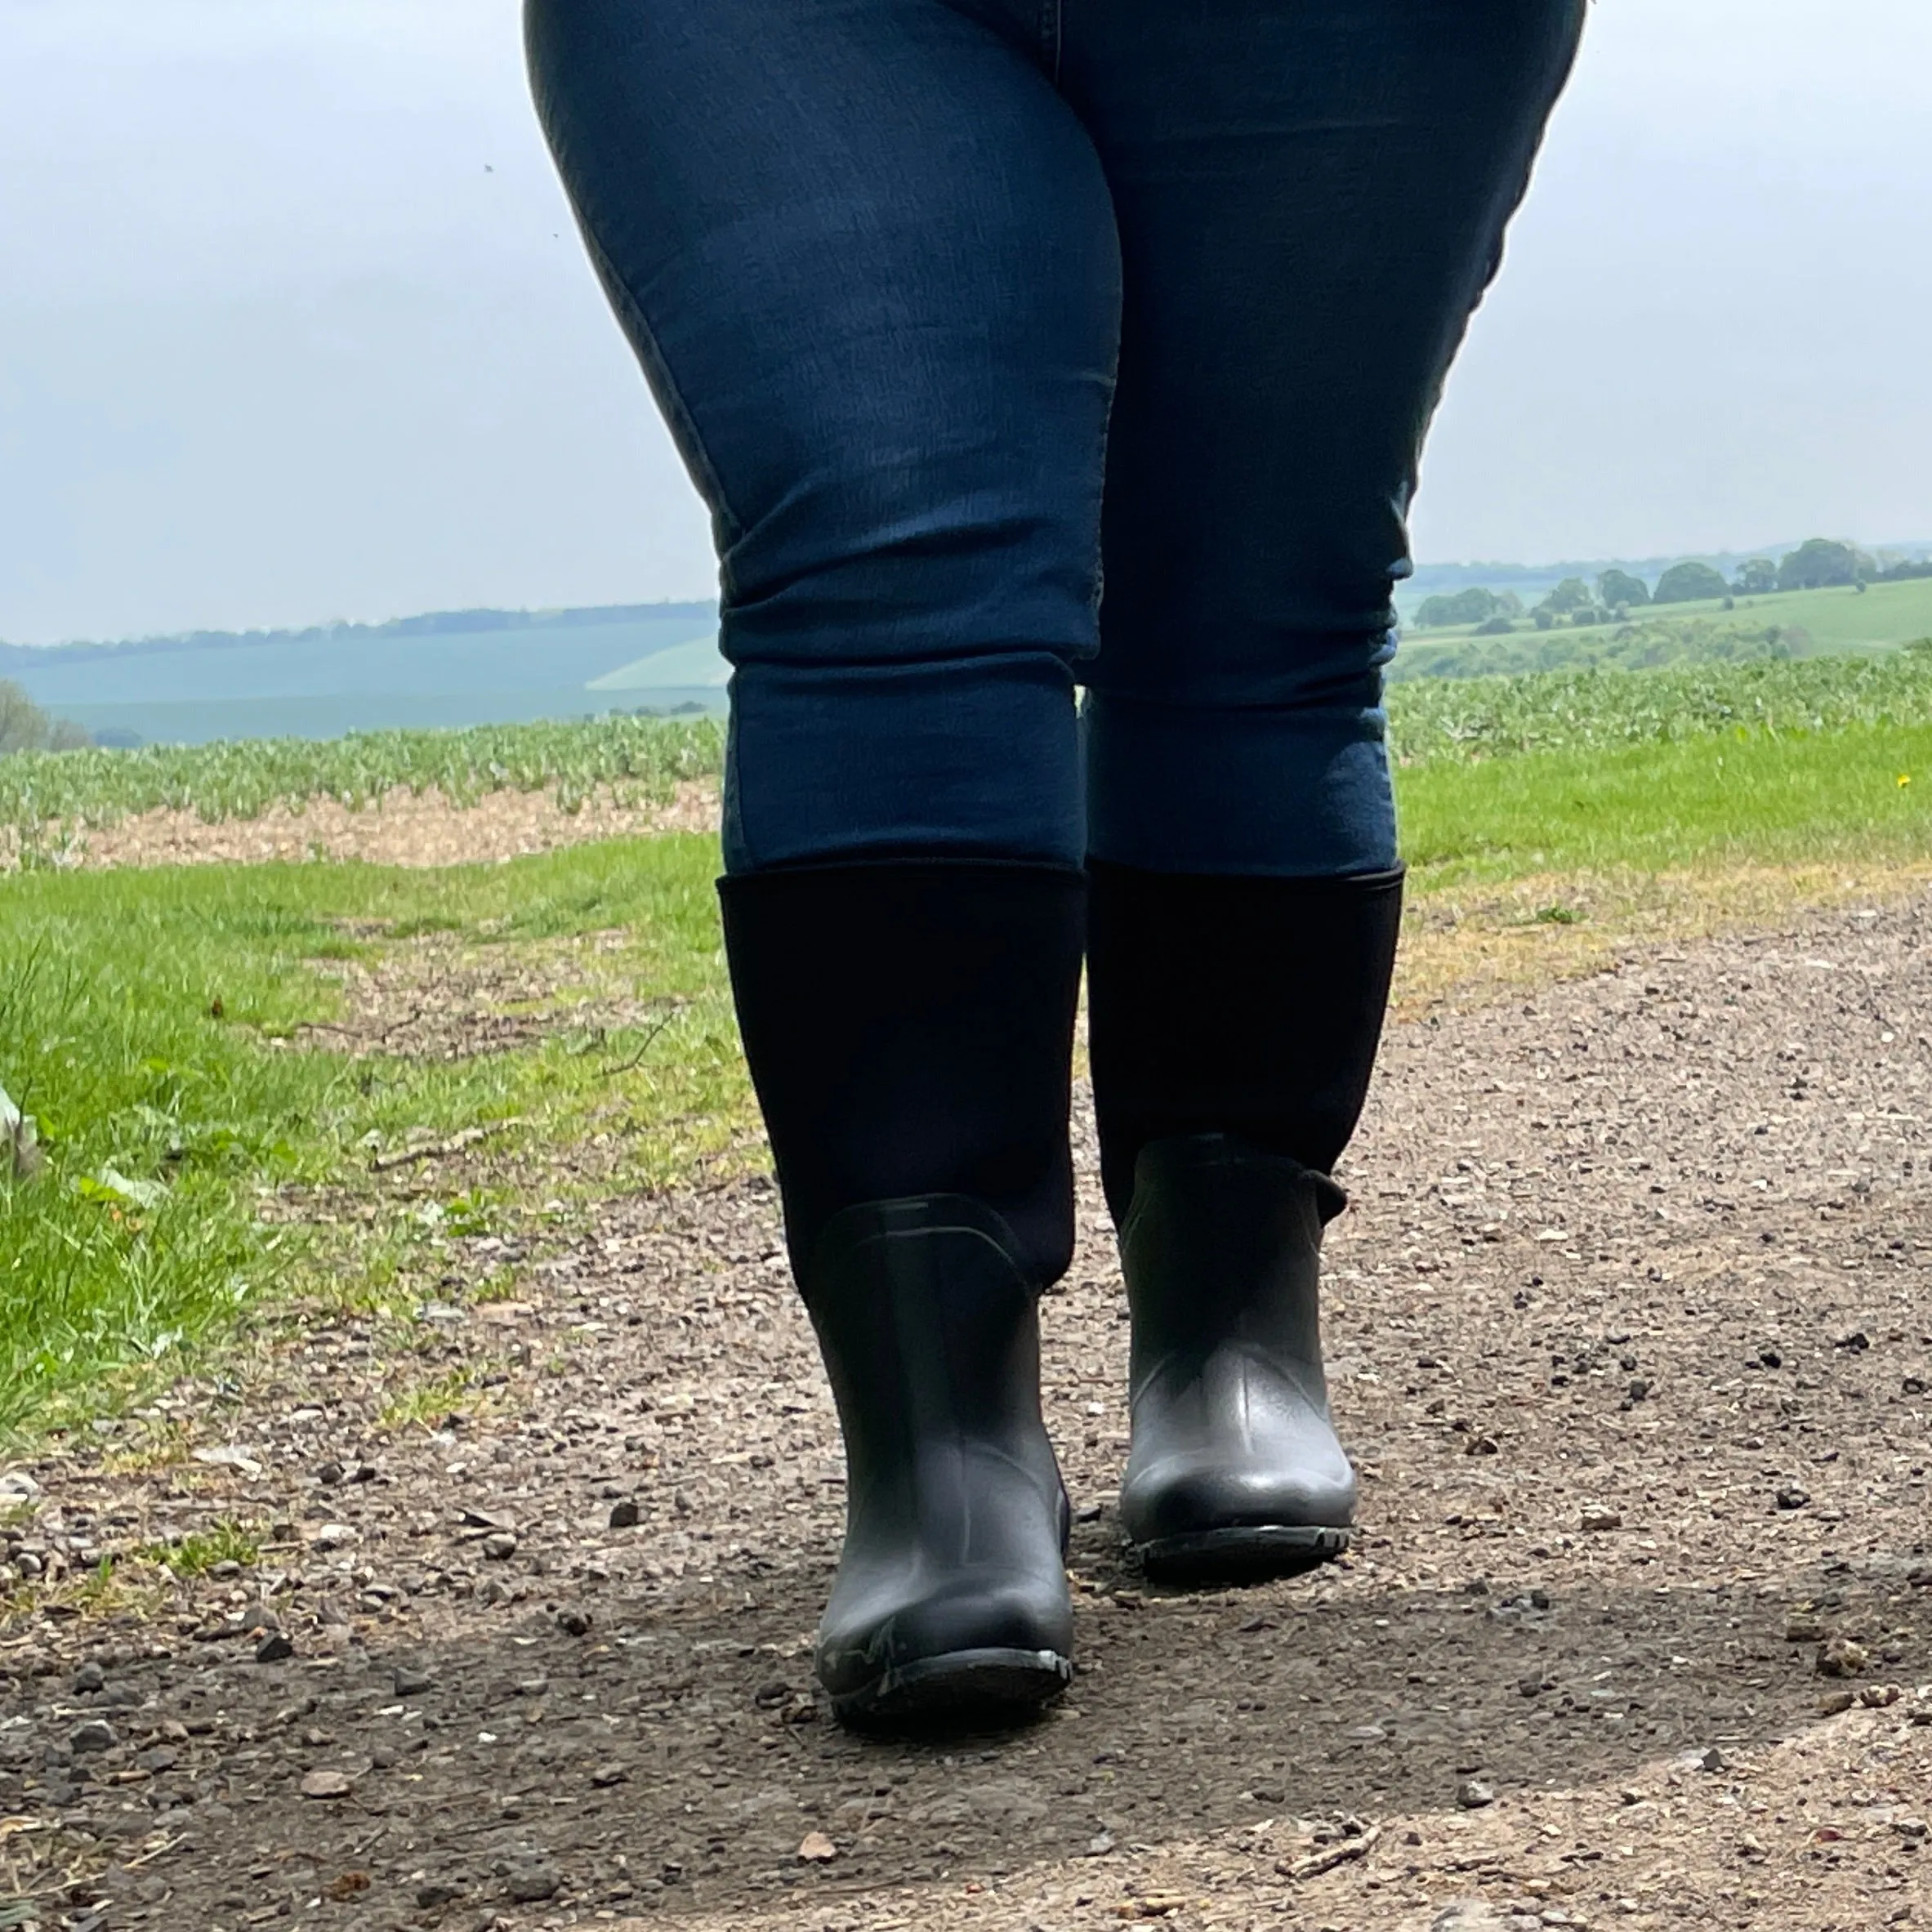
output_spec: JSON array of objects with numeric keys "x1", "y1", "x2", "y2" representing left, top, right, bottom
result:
[{"x1": 527, "y1": 0, "x2": 1583, "y2": 876}]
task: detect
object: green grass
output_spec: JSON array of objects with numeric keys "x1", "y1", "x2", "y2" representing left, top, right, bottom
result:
[
  {"x1": 1402, "y1": 718, "x2": 1931, "y2": 888},
  {"x1": 0, "y1": 835, "x2": 752, "y2": 1437},
  {"x1": 1631, "y1": 575, "x2": 1932, "y2": 654},
  {"x1": 377, "y1": 1367, "x2": 489, "y2": 1432},
  {"x1": 138, "y1": 1518, "x2": 262, "y2": 1577}
]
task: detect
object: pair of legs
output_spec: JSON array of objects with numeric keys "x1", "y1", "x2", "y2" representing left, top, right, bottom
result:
[{"x1": 529, "y1": 0, "x2": 1584, "y2": 1723}]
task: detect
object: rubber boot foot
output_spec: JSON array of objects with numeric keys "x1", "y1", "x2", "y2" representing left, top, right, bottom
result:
[{"x1": 829, "y1": 1645, "x2": 1073, "y2": 1730}]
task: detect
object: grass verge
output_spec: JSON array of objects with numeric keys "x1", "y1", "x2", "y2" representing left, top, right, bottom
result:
[
  {"x1": 1401, "y1": 715, "x2": 1931, "y2": 883},
  {"x1": 0, "y1": 833, "x2": 752, "y2": 1439}
]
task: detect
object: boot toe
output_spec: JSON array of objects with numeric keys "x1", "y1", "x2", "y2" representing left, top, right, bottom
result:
[
  {"x1": 1124, "y1": 1447, "x2": 1354, "y2": 1538},
  {"x1": 818, "y1": 1568, "x2": 1073, "y2": 1724},
  {"x1": 1122, "y1": 1431, "x2": 1356, "y2": 1579}
]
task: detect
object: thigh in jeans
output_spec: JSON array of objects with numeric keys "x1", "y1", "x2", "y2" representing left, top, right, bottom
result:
[
  {"x1": 1061, "y1": 0, "x2": 1586, "y2": 877},
  {"x1": 525, "y1": 0, "x2": 1122, "y2": 872}
]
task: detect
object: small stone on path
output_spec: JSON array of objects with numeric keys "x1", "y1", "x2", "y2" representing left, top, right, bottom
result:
[
  {"x1": 608, "y1": 1497, "x2": 640, "y2": 1528},
  {"x1": 255, "y1": 1631, "x2": 296, "y2": 1663},
  {"x1": 797, "y1": 1831, "x2": 837, "y2": 1863},
  {"x1": 300, "y1": 1769, "x2": 355, "y2": 1800},
  {"x1": 1455, "y1": 1778, "x2": 1496, "y2": 1809},
  {"x1": 1432, "y1": 1904, "x2": 1509, "y2": 1931},
  {"x1": 1817, "y1": 1635, "x2": 1868, "y2": 1678}
]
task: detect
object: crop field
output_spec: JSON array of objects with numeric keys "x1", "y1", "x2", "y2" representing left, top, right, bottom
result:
[
  {"x1": 5, "y1": 651, "x2": 1932, "y2": 849},
  {"x1": 1385, "y1": 647, "x2": 1932, "y2": 762},
  {"x1": 0, "y1": 712, "x2": 725, "y2": 844}
]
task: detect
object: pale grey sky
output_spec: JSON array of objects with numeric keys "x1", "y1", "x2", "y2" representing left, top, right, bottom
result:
[{"x1": 2, "y1": 0, "x2": 1928, "y2": 645}]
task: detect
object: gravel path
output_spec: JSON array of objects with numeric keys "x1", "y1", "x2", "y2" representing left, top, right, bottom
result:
[{"x1": 3, "y1": 893, "x2": 1930, "y2": 1932}]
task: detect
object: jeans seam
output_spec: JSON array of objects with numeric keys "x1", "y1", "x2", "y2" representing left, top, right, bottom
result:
[{"x1": 573, "y1": 211, "x2": 747, "y2": 578}]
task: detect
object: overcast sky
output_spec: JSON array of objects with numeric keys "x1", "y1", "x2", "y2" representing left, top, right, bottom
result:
[{"x1": 2, "y1": 0, "x2": 1929, "y2": 645}]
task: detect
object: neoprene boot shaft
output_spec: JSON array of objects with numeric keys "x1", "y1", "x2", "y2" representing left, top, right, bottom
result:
[
  {"x1": 1086, "y1": 860, "x2": 1404, "y2": 1225},
  {"x1": 719, "y1": 860, "x2": 1085, "y2": 1285}
]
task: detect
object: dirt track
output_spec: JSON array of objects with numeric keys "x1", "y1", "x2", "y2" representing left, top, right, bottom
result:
[{"x1": 3, "y1": 893, "x2": 1930, "y2": 1931}]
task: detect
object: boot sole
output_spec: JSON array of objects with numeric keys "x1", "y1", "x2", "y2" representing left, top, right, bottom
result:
[
  {"x1": 1134, "y1": 1523, "x2": 1351, "y2": 1582},
  {"x1": 828, "y1": 1646, "x2": 1073, "y2": 1729}
]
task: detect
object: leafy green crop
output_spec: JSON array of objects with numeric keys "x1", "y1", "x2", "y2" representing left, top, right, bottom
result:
[
  {"x1": 1385, "y1": 650, "x2": 1932, "y2": 767},
  {"x1": 0, "y1": 713, "x2": 724, "y2": 841}
]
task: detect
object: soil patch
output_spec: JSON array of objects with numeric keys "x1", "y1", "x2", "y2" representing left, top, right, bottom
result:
[
  {"x1": 1396, "y1": 861, "x2": 1932, "y2": 1015},
  {"x1": 298, "y1": 929, "x2": 680, "y2": 1064},
  {"x1": 5, "y1": 780, "x2": 721, "y2": 872},
  {"x1": 3, "y1": 893, "x2": 1930, "y2": 1930}
]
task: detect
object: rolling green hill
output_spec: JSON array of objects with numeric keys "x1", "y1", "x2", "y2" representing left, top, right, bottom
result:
[
  {"x1": 1391, "y1": 577, "x2": 1932, "y2": 682},
  {"x1": 8, "y1": 557, "x2": 1930, "y2": 752}
]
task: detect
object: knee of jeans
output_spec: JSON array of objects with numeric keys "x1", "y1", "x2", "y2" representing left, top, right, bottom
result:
[
  {"x1": 720, "y1": 483, "x2": 1104, "y2": 676},
  {"x1": 1088, "y1": 621, "x2": 1396, "y2": 719}
]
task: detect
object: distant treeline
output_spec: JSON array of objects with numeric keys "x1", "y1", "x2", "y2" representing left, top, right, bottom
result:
[
  {"x1": 0, "y1": 681, "x2": 90, "y2": 756},
  {"x1": 0, "y1": 599, "x2": 719, "y2": 672},
  {"x1": 1412, "y1": 538, "x2": 1932, "y2": 633},
  {"x1": 1390, "y1": 617, "x2": 1809, "y2": 684}
]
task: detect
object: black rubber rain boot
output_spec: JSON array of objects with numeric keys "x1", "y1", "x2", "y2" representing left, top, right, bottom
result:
[
  {"x1": 718, "y1": 861, "x2": 1085, "y2": 1725},
  {"x1": 1086, "y1": 862, "x2": 1403, "y2": 1582},
  {"x1": 1118, "y1": 1135, "x2": 1354, "y2": 1577},
  {"x1": 805, "y1": 1195, "x2": 1073, "y2": 1723}
]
